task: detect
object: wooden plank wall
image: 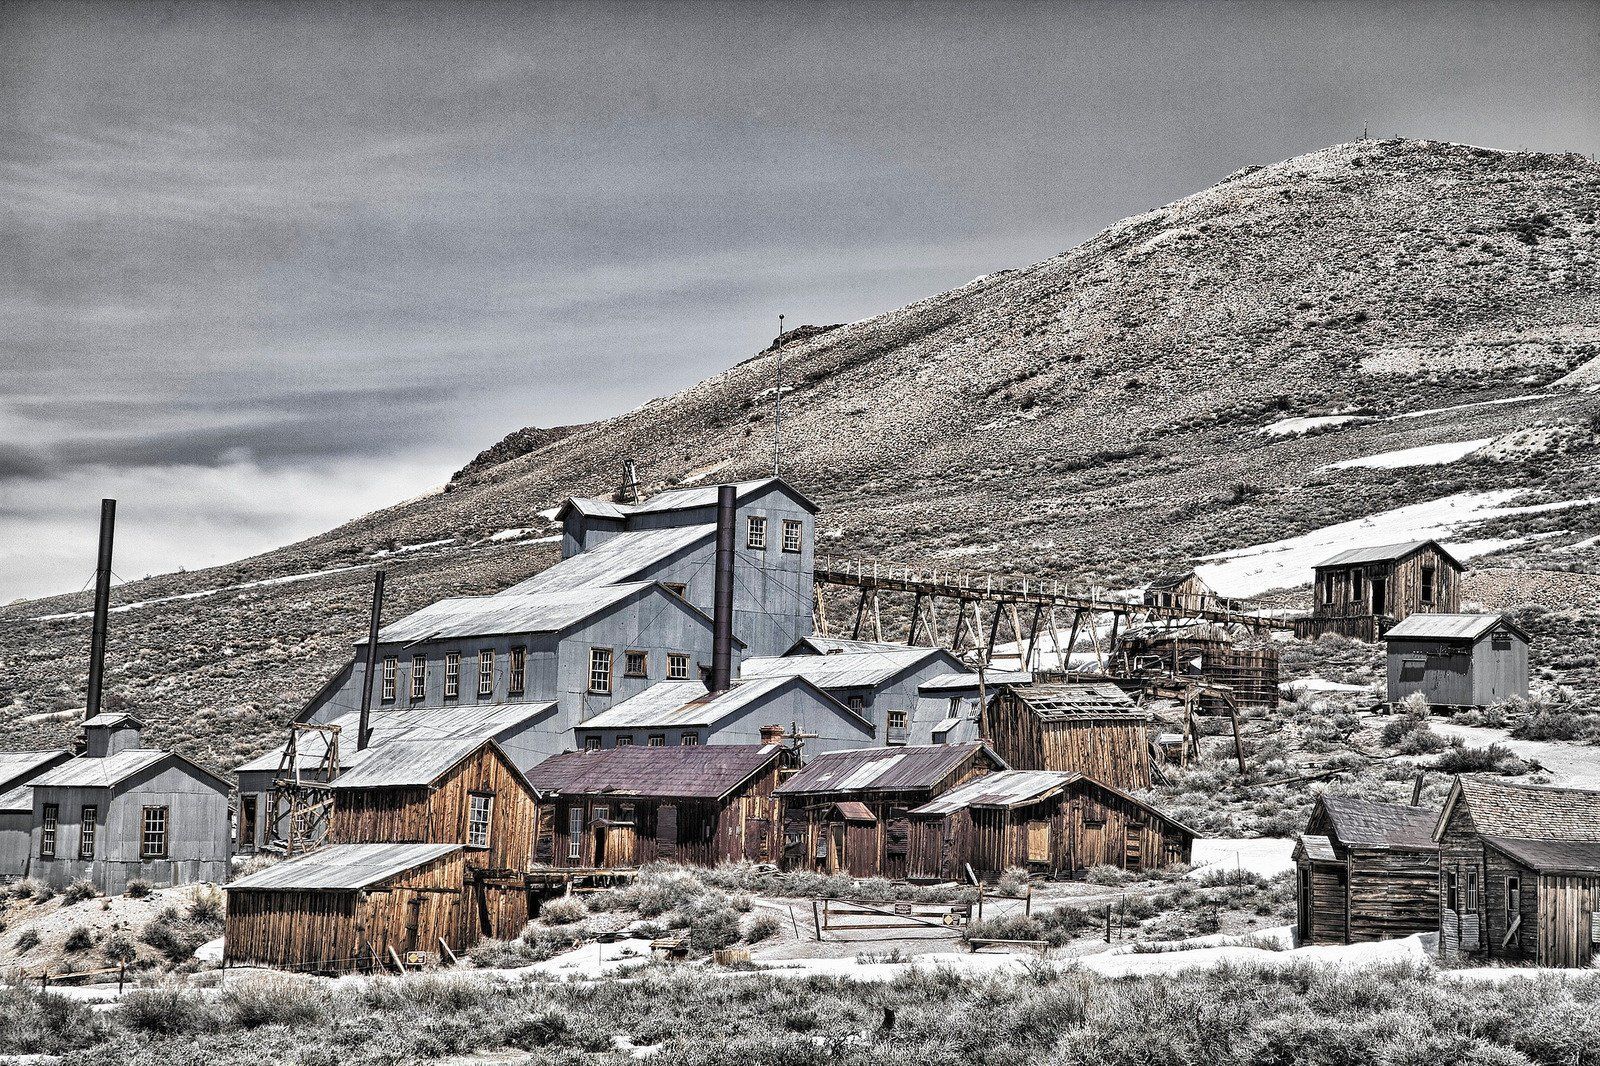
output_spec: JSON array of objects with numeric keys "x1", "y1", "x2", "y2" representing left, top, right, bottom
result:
[
  {"x1": 1346, "y1": 849, "x2": 1439, "y2": 942},
  {"x1": 986, "y1": 694, "x2": 1150, "y2": 790},
  {"x1": 1536, "y1": 874, "x2": 1598, "y2": 967},
  {"x1": 224, "y1": 851, "x2": 469, "y2": 970},
  {"x1": 330, "y1": 745, "x2": 539, "y2": 872}
]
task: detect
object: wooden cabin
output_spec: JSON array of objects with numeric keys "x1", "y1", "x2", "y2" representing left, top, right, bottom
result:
[
  {"x1": 1143, "y1": 571, "x2": 1219, "y2": 613},
  {"x1": 906, "y1": 769, "x2": 1196, "y2": 881},
  {"x1": 224, "y1": 843, "x2": 475, "y2": 971},
  {"x1": 1435, "y1": 776, "x2": 1600, "y2": 966},
  {"x1": 523, "y1": 744, "x2": 789, "y2": 868},
  {"x1": 774, "y1": 742, "x2": 1005, "y2": 879},
  {"x1": 1296, "y1": 540, "x2": 1463, "y2": 641},
  {"x1": 1293, "y1": 794, "x2": 1440, "y2": 945},
  {"x1": 984, "y1": 683, "x2": 1151, "y2": 790},
  {"x1": 1384, "y1": 614, "x2": 1530, "y2": 709}
]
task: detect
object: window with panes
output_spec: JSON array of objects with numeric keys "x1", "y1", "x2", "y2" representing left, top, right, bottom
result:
[
  {"x1": 141, "y1": 806, "x2": 169, "y2": 859},
  {"x1": 79, "y1": 805, "x2": 98, "y2": 858},
  {"x1": 667, "y1": 653, "x2": 690, "y2": 680},
  {"x1": 746, "y1": 515, "x2": 766, "y2": 549},
  {"x1": 40, "y1": 803, "x2": 58, "y2": 858},
  {"x1": 624, "y1": 650, "x2": 648, "y2": 677},
  {"x1": 478, "y1": 649, "x2": 494, "y2": 696},
  {"x1": 467, "y1": 793, "x2": 494, "y2": 848},
  {"x1": 589, "y1": 648, "x2": 613, "y2": 693},
  {"x1": 381, "y1": 657, "x2": 398, "y2": 701},
  {"x1": 782, "y1": 519, "x2": 803, "y2": 553},
  {"x1": 568, "y1": 808, "x2": 583, "y2": 859},
  {"x1": 411, "y1": 654, "x2": 427, "y2": 699},
  {"x1": 509, "y1": 647, "x2": 526, "y2": 695},
  {"x1": 444, "y1": 653, "x2": 461, "y2": 698}
]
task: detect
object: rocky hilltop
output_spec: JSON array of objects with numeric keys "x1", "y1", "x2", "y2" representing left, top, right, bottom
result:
[{"x1": 3, "y1": 139, "x2": 1598, "y2": 769}]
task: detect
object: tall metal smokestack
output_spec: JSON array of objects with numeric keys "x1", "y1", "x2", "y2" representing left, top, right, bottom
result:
[
  {"x1": 84, "y1": 498, "x2": 116, "y2": 721},
  {"x1": 357, "y1": 569, "x2": 387, "y2": 750},
  {"x1": 711, "y1": 485, "x2": 735, "y2": 692}
]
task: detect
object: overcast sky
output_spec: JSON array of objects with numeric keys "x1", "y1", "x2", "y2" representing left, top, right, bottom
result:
[{"x1": 2, "y1": 0, "x2": 1596, "y2": 600}]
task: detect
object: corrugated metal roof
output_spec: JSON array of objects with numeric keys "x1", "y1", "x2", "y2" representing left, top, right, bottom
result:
[
  {"x1": 1448, "y1": 777, "x2": 1600, "y2": 842},
  {"x1": 1299, "y1": 834, "x2": 1339, "y2": 863},
  {"x1": 1384, "y1": 613, "x2": 1519, "y2": 642},
  {"x1": 1319, "y1": 795, "x2": 1440, "y2": 850},
  {"x1": 82, "y1": 712, "x2": 141, "y2": 728},
  {"x1": 30, "y1": 749, "x2": 169, "y2": 789},
  {"x1": 775, "y1": 742, "x2": 998, "y2": 796},
  {"x1": 328, "y1": 737, "x2": 493, "y2": 790},
  {"x1": 0, "y1": 784, "x2": 34, "y2": 813},
  {"x1": 918, "y1": 670, "x2": 1031, "y2": 691},
  {"x1": 368, "y1": 582, "x2": 652, "y2": 644},
  {"x1": 1484, "y1": 836, "x2": 1600, "y2": 875},
  {"x1": 558, "y1": 478, "x2": 818, "y2": 520},
  {"x1": 525, "y1": 744, "x2": 782, "y2": 800},
  {"x1": 577, "y1": 677, "x2": 788, "y2": 730},
  {"x1": 0, "y1": 749, "x2": 71, "y2": 789},
  {"x1": 1316, "y1": 539, "x2": 1460, "y2": 568},
  {"x1": 742, "y1": 647, "x2": 950, "y2": 689},
  {"x1": 502, "y1": 525, "x2": 714, "y2": 595},
  {"x1": 1005, "y1": 682, "x2": 1141, "y2": 720},
  {"x1": 907, "y1": 770, "x2": 1075, "y2": 815},
  {"x1": 235, "y1": 702, "x2": 557, "y2": 774},
  {"x1": 791, "y1": 636, "x2": 914, "y2": 655},
  {"x1": 226, "y1": 842, "x2": 463, "y2": 892}
]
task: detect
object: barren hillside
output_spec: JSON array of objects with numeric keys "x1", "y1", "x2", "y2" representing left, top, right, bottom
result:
[{"x1": 3, "y1": 138, "x2": 1599, "y2": 770}]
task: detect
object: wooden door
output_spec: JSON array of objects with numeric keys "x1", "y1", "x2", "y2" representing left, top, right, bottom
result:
[
  {"x1": 1124, "y1": 823, "x2": 1145, "y2": 871},
  {"x1": 829, "y1": 823, "x2": 845, "y2": 873},
  {"x1": 1371, "y1": 577, "x2": 1388, "y2": 616},
  {"x1": 593, "y1": 825, "x2": 608, "y2": 867}
]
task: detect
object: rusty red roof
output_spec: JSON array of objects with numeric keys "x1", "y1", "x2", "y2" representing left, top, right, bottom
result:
[{"x1": 525, "y1": 744, "x2": 782, "y2": 800}]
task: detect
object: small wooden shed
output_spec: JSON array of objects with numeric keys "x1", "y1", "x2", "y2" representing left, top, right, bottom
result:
[
  {"x1": 1435, "y1": 776, "x2": 1600, "y2": 966},
  {"x1": 1293, "y1": 794, "x2": 1440, "y2": 945},
  {"x1": 1143, "y1": 571, "x2": 1218, "y2": 613},
  {"x1": 774, "y1": 742, "x2": 1005, "y2": 879},
  {"x1": 984, "y1": 683, "x2": 1151, "y2": 790},
  {"x1": 523, "y1": 744, "x2": 789, "y2": 868},
  {"x1": 906, "y1": 769, "x2": 1196, "y2": 881},
  {"x1": 1384, "y1": 614, "x2": 1530, "y2": 709},
  {"x1": 224, "y1": 842, "x2": 470, "y2": 971}
]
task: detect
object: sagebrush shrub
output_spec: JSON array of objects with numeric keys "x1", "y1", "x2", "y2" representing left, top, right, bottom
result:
[{"x1": 63, "y1": 879, "x2": 98, "y2": 904}]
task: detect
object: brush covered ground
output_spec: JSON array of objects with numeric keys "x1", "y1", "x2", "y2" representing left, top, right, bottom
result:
[{"x1": 0, "y1": 138, "x2": 1597, "y2": 774}]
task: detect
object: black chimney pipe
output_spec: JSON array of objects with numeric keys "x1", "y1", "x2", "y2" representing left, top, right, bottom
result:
[
  {"x1": 711, "y1": 485, "x2": 735, "y2": 692},
  {"x1": 357, "y1": 569, "x2": 387, "y2": 750},
  {"x1": 85, "y1": 498, "x2": 116, "y2": 720}
]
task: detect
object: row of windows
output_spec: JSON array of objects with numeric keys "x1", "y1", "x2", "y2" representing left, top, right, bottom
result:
[
  {"x1": 588, "y1": 648, "x2": 692, "y2": 694},
  {"x1": 1319, "y1": 566, "x2": 1436, "y2": 607},
  {"x1": 381, "y1": 647, "x2": 531, "y2": 702},
  {"x1": 583, "y1": 733, "x2": 699, "y2": 750},
  {"x1": 1446, "y1": 867, "x2": 1519, "y2": 919},
  {"x1": 746, "y1": 516, "x2": 804, "y2": 553},
  {"x1": 40, "y1": 804, "x2": 165, "y2": 860}
]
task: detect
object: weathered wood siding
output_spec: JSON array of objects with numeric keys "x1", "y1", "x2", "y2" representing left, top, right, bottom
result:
[
  {"x1": 1347, "y1": 848, "x2": 1438, "y2": 942},
  {"x1": 1535, "y1": 873, "x2": 1599, "y2": 967},
  {"x1": 1302, "y1": 545, "x2": 1462, "y2": 640},
  {"x1": 330, "y1": 745, "x2": 538, "y2": 872},
  {"x1": 224, "y1": 851, "x2": 469, "y2": 971},
  {"x1": 986, "y1": 692, "x2": 1150, "y2": 790},
  {"x1": 906, "y1": 783, "x2": 1192, "y2": 882},
  {"x1": 545, "y1": 761, "x2": 781, "y2": 869},
  {"x1": 1437, "y1": 801, "x2": 1484, "y2": 959}
]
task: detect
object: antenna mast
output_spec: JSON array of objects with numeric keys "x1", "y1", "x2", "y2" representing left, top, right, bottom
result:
[{"x1": 773, "y1": 313, "x2": 784, "y2": 477}]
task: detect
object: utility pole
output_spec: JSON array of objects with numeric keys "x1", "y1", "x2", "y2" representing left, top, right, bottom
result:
[
  {"x1": 773, "y1": 313, "x2": 784, "y2": 477},
  {"x1": 85, "y1": 498, "x2": 116, "y2": 720}
]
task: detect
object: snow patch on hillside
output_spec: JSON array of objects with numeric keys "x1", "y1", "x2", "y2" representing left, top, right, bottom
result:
[
  {"x1": 1326, "y1": 438, "x2": 1492, "y2": 470},
  {"x1": 1259, "y1": 415, "x2": 1358, "y2": 437},
  {"x1": 1197, "y1": 490, "x2": 1600, "y2": 597}
]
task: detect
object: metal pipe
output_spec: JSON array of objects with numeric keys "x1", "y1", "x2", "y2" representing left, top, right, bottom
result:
[
  {"x1": 357, "y1": 569, "x2": 387, "y2": 750},
  {"x1": 85, "y1": 498, "x2": 116, "y2": 720},
  {"x1": 711, "y1": 485, "x2": 735, "y2": 692}
]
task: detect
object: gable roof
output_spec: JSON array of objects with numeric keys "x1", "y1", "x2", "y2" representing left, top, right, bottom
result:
[
  {"x1": 1384, "y1": 613, "x2": 1527, "y2": 643},
  {"x1": 1438, "y1": 776, "x2": 1600, "y2": 843},
  {"x1": 0, "y1": 749, "x2": 72, "y2": 791},
  {"x1": 556, "y1": 477, "x2": 819, "y2": 522},
  {"x1": 1317, "y1": 795, "x2": 1440, "y2": 851},
  {"x1": 1296, "y1": 834, "x2": 1340, "y2": 863},
  {"x1": 906, "y1": 768, "x2": 1199, "y2": 838},
  {"x1": 1315, "y1": 539, "x2": 1462, "y2": 570},
  {"x1": 575, "y1": 675, "x2": 870, "y2": 732},
  {"x1": 1483, "y1": 836, "x2": 1600, "y2": 876},
  {"x1": 774, "y1": 742, "x2": 1003, "y2": 796},
  {"x1": 1000, "y1": 681, "x2": 1142, "y2": 720},
  {"x1": 328, "y1": 738, "x2": 533, "y2": 793},
  {"x1": 502, "y1": 524, "x2": 714, "y2": 596},
  {"x1": 30, "y1": 748, "x2": 229, "y2": 792},
  {"x1": 741, "y1": 645, "x2": 960, "y2": 689},
  {"x1": 235, "y1": 701, "x2": 559, "y2": 775},
  {"x1": 225, "y1": 842, "x2": 463, "y2": 892},
  {"x1": 365, "y1": 581, "x2": 729, "y2": 646},
  {"x1": 917, "y1": 669, "x2": 1032, "y2": 692},
  {"x1": 524, "y1": 744, "x2": 783, "y2": 800},
  {"x1": 82, "y1": 712, "x2": 143, "y2": 729},
  {"x1": 1148, "y1": 571, "x2": 1207, "y2": 591}
]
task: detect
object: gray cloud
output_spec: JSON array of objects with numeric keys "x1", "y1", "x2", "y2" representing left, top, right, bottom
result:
[{"x1": 1, "y1": 0, "x2": 1597, "y2": 595}]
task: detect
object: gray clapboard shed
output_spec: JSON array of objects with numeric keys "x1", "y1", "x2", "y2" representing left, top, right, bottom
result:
[
  {"x1": 1384, "y1": 614, "x2": 1529, "y2": 708},
  {"x1": 28, "y1": 715, "x2": 231, "y2": 893}
]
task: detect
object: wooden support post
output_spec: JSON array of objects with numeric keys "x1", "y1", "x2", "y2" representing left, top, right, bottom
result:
[
  {"x1": 925, "y1": 595, "x2": 943, "y2": 646},
  {"x1": 850, "y1": 588, "x2": 869, "y2": 640},
  {"x1": 388, "y1": 946, "x2": 406, "y2": 973},
  {"x1": 814, "y1": 585, "x2": 830, "y2": 637},
  {"x1": 812, "y1": 898, "x2": 823, "y2": 941},
  {"x1": 951, "y1": 599, "x2": 969, "y2": 652},
  {"x1": 1023, "y1": 603, "x2": 1044, "y2": 670},
  {"x1": 1064, "y1": 609, "x2": 1083, "y2": 673},
  {"x1": 438, "y1": 937, "x2": 459, "y2": 966},
  {"x1": 872, "y1": 592, "x2": 884, "y2": 643},
  {"x1": 984, "y1": 601, "x2": 1004, "y2": 662},
  {"x1": 907, "y1": 592, "x2": 923, "y2": 646},
  {"x1": 1007, "y1": 602, "x2": 1025, "y2": 663}
]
